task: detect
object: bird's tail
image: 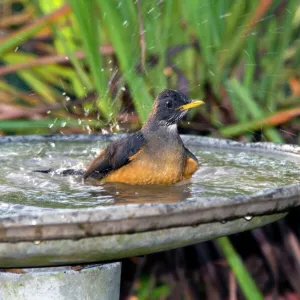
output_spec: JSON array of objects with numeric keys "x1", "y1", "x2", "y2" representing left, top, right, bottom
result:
[{"x1": 34, "y1": 168, "x2": 85, "y2": 176}]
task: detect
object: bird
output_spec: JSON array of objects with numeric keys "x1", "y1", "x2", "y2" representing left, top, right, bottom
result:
[{"x1": 83, "y1": 89, "x2": 204, "y2": 185}]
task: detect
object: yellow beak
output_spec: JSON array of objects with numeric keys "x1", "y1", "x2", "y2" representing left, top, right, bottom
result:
[{"x1": 178, "y1": 100, "x2": 204, "y2": 111}]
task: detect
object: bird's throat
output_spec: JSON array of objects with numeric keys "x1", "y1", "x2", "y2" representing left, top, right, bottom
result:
[{"x1": 166, "y1": 124, "x2": 177, "y2": 132}]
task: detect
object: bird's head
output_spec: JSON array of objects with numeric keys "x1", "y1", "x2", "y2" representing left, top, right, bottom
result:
[{"x1": 147, "y1": 89, "x2": 204, "y2": 127}]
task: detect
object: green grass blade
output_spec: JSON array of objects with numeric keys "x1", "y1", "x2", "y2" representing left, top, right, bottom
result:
[
  {"x1": 0, "y1": 5, "x2": 70, "y2": 57},
  {"x1": 227, "y1": 79, "x2": 283, "y2": 142},
  {"x1": 217, "y1": 237, "x2": 264, "y2": 300},
  {"x1": 97, "y1": 0, "x2": 153, "y2": 122},
  {"x1": 68, "y1": 0, "x2": 112, "y2": 118},
  {"x1": 264, "y1": 1, "x2": 297, "y2": 109}
]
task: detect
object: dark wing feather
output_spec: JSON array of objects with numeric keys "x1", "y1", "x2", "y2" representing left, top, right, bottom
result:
[
  {"x1": 83, "y1": 132, "x2": 146, "y2": 180},
  {"x1": 184, "y1": 147, "x2": 199, "y2": 164}
]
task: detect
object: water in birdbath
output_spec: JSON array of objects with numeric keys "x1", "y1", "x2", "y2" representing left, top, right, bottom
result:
[{"x1": 0, "y1": 140, "x2": 299, "y2": 216}]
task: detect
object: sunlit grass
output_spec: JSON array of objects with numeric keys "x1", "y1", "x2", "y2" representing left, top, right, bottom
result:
[{"x1": 0, "y1": 0, "x2": 299, "y2": 140}]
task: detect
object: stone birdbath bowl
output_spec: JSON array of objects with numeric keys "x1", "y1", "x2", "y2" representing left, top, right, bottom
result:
[{"x1": 0, "y1": 134, "x2": 300, "y2": 299}]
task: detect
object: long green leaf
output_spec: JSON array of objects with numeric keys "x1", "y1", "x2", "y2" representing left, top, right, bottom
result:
[
  {"x1": 217, "y1": 237, "x2": 264, "y2": 300},
  {"x1": 68, "y1": 0, "x2": 112, "y2": 119},
  {"x1": 96, "y1": 0, "x2": 153, "y2": 122},
  {"x1": 0, "y1": 5, "x2": 70, "y2": 57},
  {"x1": 227, "y1": 79, "x2": 283, "y2": 142}
]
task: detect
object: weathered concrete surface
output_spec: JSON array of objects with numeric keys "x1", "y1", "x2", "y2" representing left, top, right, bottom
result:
[
  {"x1": 0, "y1": 214, "x2": 285, "y2": 267},
  {"x1": 0, "y1": 262, "x2": 121, "y2": 300}
]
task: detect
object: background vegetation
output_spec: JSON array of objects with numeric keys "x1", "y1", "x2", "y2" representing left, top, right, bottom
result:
[
  {"x1": 1, "y1": 0, "x2": 299, "y2": 142},
  {"x1": 1, "y1": 0, "x2": 300, "y2": 299}
]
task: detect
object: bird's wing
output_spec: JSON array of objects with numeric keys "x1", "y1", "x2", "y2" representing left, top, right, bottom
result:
[
  {"x1": 183, "y1": 147, "x2": 199, "y2": 179},
  {"x1": 184, "y1": 147, "x2": 198, "y2": 164},
  {"x1": 83, "y1": 132, "x2": 146, "y2": 180}
]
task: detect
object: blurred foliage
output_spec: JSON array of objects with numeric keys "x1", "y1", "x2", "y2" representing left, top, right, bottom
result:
[
  {"x1": 0, "y1": 0, "x2": 299, "y2": 141},
  {"x1": 0, "y1": 1, "x2": 300, "y2": 298}
]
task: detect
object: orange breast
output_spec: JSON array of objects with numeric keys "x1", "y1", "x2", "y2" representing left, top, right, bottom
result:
[
  {"x1": 183, "y1": 157, "x2": 199, "y2": 180},
  {"x1": 103, "y1": 150, "x2": 184, "y2": 185}
]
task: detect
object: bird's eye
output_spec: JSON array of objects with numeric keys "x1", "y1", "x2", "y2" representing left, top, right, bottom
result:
[{"x1": 166, "y1": 100, "x2": 173, "y2": 110}]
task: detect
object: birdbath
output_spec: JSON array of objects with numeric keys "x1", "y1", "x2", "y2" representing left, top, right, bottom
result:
[{"x1": 0, "y1": 134, "x2": 300, "y2": 300}]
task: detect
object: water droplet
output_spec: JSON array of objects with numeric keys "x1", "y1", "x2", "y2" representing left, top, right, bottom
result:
[
  {"x1": 65, "y1": 96, "x2": 70, "y2": 101},
  {"x1": 50, "y1": 143, "x2": 55, "y2": 148},
  {"x1": 85, "y1": 125, "x2": 92, "y2": 134},
  {"x1": 220, "y1": 13, "x2": 232, "y2": 19},
  {"x1": 209, "y1": 70, "x2": 215, "y2": 77},
  {"x1": 34, "y1": 240, "x2": 41, "y2": 245},
  {"x1": 244, "y1": 215, "x2": 252, "y2": 221}
]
